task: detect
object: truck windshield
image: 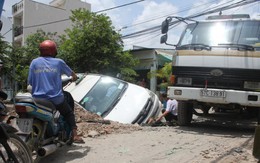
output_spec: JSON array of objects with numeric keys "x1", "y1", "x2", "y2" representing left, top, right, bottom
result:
[{"x1": 178, "y1": 20, "x2": 260, "y2": 50}]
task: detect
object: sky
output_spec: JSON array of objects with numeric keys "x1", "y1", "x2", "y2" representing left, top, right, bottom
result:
[{"x1": 1, "y1": 0, "x2": 260, "y2": 50}]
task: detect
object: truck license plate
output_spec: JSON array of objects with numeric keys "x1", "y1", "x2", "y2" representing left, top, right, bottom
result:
[
  {"x1": 200, "y1": 89, "x2": 226, "y2": 98},
  {"x1": 16, "y1": 118, "x2": 33, "y2": 134}
]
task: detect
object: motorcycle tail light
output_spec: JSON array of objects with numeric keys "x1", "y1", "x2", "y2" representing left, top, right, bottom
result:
[{"x1": 15, "y1": 105, "x2": 27, "y2": 113}]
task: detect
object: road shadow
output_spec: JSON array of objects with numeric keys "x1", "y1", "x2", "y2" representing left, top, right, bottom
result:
[
  {"x1": 38, "y1": 144, "x2": 91, "y2": 163},
  {"x1": 175, "y1": 112, "x2": 257, "y2": 137}
]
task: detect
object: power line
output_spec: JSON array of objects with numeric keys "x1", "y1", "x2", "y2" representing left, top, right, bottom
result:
[
  {"x1": 24, "y1": 0, "x2": 145, "y2": 28},
  {"x1": 4, "y1": 0, "x2": 146, "y2": 34},
  {"x1": 123, "y1": 0, "x2": 260, "y2": 47},
  {"x1": 121, "y1": 0, "x2": 258, "y2": 40},
  {"x1": 2, "y1": 28, "x2": 12, "y2": 36},
  {"x1": 95, "y1": 0, "x2": 144, "y2": 13},
  {"x1": 117, "y1": 0, "x2": 219, "y2": 32},
  {"x1": 121, "y1": 0, "x2": 237, "y2": 39},
  {"x1": 124, "y1": 23, "x2": 180, "y2": 46}
]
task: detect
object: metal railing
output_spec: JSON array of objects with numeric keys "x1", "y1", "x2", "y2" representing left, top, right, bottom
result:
[
  {"x1": 12, "y1": 1, "x2": 23, "y2": 14},
  {"x1": 14, "y1": 26, "x2": 23, "y2": 37}
]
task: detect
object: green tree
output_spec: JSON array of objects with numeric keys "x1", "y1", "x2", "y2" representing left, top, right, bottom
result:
[
  {"x1": 0, "y1": 36, "x2": 28, "y2": 93},
  {"x1": 25, "y1": 29, "x2": 58, "y2": 61},
  {"x1": 59, "y1": 9, "x2": 138, "y2": 81},
  {"x1": 0, "y1": 35, "x2": 11, "y2": 74},
  {"x1": 0, "y1": 35, "x2": 10, "y2": 60},
  {"x1": 148, "y1": 62, "x2": 172, "y2": 82}
]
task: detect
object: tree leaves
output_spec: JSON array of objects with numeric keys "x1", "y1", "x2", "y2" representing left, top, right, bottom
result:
[{"x1": 60, "y1": 9, "x2": 137, "y2": 80}]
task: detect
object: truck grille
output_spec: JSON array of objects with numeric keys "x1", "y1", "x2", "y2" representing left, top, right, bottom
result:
[{"x1": 173, "y1": 66, "x2": 260, "y2": 91}]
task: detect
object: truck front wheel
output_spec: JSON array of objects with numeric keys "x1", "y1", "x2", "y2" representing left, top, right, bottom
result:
[{"x1": 178, "y1": 101, "x2": 193, "y2": 126}]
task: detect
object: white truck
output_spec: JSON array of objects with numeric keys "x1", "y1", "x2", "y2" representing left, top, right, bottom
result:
[{"x1": 161, "y1": 14, "x2": 260, "y2": 126}]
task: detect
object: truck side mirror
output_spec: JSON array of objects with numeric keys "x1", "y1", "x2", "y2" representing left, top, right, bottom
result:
[
  {"x1": 160, "y1": 34, "x2": 168, "y2": 44},
  {"x1": 161, "y1": 20, "x2": 169, "y2": 34}
]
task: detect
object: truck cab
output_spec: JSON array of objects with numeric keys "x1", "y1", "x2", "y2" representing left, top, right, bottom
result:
[{"x1": 161, "y1": 14, "x2": 260, "y2": 125}]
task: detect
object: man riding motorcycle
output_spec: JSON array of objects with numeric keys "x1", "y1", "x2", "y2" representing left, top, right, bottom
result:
[{"x1": 28, "y1": 40, "x2": 84, "y2": 143}]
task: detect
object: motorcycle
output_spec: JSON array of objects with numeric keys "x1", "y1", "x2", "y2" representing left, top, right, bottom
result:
[
  {"x1": 0, "y1": 121, "x2": 33, "y2": 163},
  {"x1": 13, "y1": 77, "x2": 77, "y2": 161},
  {"x1": 0, "y1": 90, "x2": 32, "y2": 163}
]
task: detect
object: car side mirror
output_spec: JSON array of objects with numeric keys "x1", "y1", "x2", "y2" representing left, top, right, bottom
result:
[{"x1": 116, "y1": 73, "x2": 122, "y2": 79}]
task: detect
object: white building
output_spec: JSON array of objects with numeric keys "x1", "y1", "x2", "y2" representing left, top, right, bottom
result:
[{"x1": 12, "y1": 0, "x2": 91, "y2": 46}]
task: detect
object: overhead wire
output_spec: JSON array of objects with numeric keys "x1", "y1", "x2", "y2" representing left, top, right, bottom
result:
[
  {"x1": 118, "y1": 0, "x2": 220, "y2": 33},
  {"x1": 4, "y1": 0, "x2": 259, "y2": 46},
  {"x1": 123, "y1": 0, "x2": 260, "y2": 47},
  {"x1": 122, "y1": 0, "x2": 258, "y2": 40},
  {"x1": 124, "y1": 23, "x2": 180, "y2": 47},
  {"x1": 124, "y1": 0, "x2": 237, "y2": 38},
  {"x1": 122, "y1": 0, "x2": 219, "y2": 46},
  {"x1": 121, "y1": 0, "x2": 234, "y2": 39},
  {"x1": 95, "y1": 0, "x2": 144, "y2": 13},
  {"x1": 3, "y1": 0, "x2": 146, "y2": 34}
]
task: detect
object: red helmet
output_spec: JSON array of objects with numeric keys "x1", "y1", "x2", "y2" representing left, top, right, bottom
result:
[{"x1": 39, "y1": 40, "x2": 57, "y2": 57}]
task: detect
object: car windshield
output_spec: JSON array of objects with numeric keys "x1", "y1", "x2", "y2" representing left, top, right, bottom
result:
[
  {"x1": 178, "y1": 20, "x2": 260, "y2": 50},
  {"x1": 79, "y1": 76, "x2": 127, "y2": 116}
]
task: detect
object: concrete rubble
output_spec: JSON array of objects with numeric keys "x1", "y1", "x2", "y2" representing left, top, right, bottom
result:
[
  {"x1": 5, "y1": 103, "x2": 143, "y2": 138},
  {"x1": 74, "y1": 104, "x2": 143, "y2": 138}
]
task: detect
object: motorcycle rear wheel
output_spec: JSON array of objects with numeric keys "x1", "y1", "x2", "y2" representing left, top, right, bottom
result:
[{"x1": 0, "y1": 133, "x2": 33, "y2": 163}]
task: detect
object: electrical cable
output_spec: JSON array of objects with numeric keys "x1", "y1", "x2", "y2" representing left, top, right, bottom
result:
[
  {"x1": 95, "y1": 0, "x2": 144, "y2": 13},
  {"x1": 7, "y1": 0, "x2": 259, "y2": 46},
  {"x1": 123, "y1": 0, "x2": 260, "y2": 47},
  {"x1": 2, "y1": 28, "x2": 12, "y2": 36},
  {"x1": 124, "y1": 23, "x2": 180, "y2": 47},
  {"x1": 6, "y1": 0, "x2": 146, "y2": 32},
  {"x1": 118, "y1": 0, "x2": 220, "y2": 32},
  {"x1": 122, "y1": 0, "x2": 258, "y2": 40}
]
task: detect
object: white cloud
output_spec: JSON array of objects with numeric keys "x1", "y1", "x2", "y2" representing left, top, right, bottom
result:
[
  {"x1": 122, "y1": 1, "x2": 178, "y2": 49},
  {"x1": 84, "y1": 0, "x2": 116, "y2": 11}
]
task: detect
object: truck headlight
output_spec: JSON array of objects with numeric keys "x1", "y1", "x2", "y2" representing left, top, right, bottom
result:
[
  {"x1": 244, "y1": 81, "x2": 260, "y2": 90},
  {"x1": 177, "y1": 77, "x2": 192, "y2": 85}
]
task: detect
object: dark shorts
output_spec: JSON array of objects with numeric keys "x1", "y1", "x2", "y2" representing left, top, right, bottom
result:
[{"x1": 162, "y1": 109, "x2": 178, "y2": 122}]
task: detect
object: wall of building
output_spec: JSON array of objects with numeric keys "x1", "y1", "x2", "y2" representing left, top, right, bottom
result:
[
  {"x1": 130, "y1": 49, "x2": 158, "y2": 93},
  {"x1": 22, "y1": 0, "x2": 90, "y2": 45},
  {"x1": 130, "y1": 48, "x2": 175, "y2": 95}
]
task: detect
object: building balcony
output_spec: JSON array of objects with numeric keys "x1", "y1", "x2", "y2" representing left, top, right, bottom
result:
[{"x1": 12, "y1": 1, "x2": 23, "y2": 16}]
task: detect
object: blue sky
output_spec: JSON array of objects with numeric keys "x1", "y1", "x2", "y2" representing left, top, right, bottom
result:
[{"x1": 2, "y1": 0, "x2": 260, "y2": 50}]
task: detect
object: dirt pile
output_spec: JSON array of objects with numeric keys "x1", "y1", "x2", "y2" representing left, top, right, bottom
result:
[
  {"x1": 74, "y1": 104, "x2": 143, "y2": 138},
  {"x1": 5, "y1": 103, "x2": 143, "y2": 138}
]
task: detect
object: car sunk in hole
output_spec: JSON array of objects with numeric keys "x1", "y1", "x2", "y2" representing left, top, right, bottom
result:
[{"x1": 63, "y1": 74, "x2": 162, "y2": 124}]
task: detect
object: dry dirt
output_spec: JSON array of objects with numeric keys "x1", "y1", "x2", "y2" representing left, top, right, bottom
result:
[
  {"x1": 6, "y1": 103, "x2": 260, "y2": 163},
  {"x1": 43, "y1": 106, "x2": 259, "y2": 163}
]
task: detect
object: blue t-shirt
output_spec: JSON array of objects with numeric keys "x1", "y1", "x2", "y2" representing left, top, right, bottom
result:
[{"x1": 28, "y1": 57, "x2": 73, "y2": 105}]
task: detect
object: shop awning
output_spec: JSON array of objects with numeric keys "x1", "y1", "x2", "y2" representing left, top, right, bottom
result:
[{"x1": 156, "y1": 50, "x2": 173, "y2": 66}]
